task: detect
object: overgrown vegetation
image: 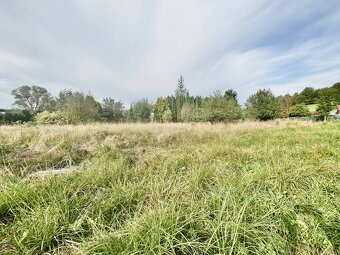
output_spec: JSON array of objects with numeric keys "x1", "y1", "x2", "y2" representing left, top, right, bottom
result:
[
  {"x1": 289, "y1": 104, "x2": 311, "y2": 117},
  {"x1": 2, "y1": 80, "x2": 340, "y2": 125},
  {"x1": 0, "y1": 121, "x2": 339, "y2": 254}
]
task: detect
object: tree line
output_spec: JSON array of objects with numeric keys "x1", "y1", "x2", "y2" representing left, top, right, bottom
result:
[{"x1": 1, "y1": 76, "x2": 340, "y2": 124}]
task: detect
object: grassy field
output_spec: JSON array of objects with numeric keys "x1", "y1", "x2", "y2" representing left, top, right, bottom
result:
[
  {"x1": 0, "y1": 121, "x2": 339, "y2": 254},
  {"x1": 306, "y1": 104, "x2": 318, "y2": 113}
]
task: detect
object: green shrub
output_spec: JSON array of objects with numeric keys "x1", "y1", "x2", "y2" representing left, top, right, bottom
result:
[
  {"x1": 289, "y1": 104, "x2": 311, "y2": 117},
  {"x1": 35, "y1": 111, "x2": 69, "y2": 125}
]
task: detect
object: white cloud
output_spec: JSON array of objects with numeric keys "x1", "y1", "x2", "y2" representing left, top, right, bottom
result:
[{"x1": 0, "y1": 0, "x2": 340, "y2": 107}]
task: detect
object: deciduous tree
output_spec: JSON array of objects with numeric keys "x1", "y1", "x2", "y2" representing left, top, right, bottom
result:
[
  {"x1": 198, "y1": 91, "x2": 242, "y2": 123},
  {"x1": 55, "y1": 90, "x2": 102, "y2": 123},
  {"x1": 281, "y1": 94, "x2": 293, "y2": 118},
  {"x1": 162, "y1": 109, "x2": 172, "y2": 122},
  {"x1": 317, "y1": 96, "x2": 333, "y2": 120},
  {"x1": 154, "y1": 97, "x2": 171, "y2": 122},
  {"x1": 101, "y1": 97, "x2": 124, "y2": 122},
  {"x1": 180, "y1": 102, "x2": 195, "y2": 122},
  {"x1": 224, "y1": 89, "x2": 238, "y2": 102},
  {"x1": 246, "y1": 89, "x2": 280, "y2": 121},
  {"x1": 11, "y1": 85, "x2": 53, "y2": 113},
  {"x1": 130, "y1": 99, "x2": 151, "y2": 122}
]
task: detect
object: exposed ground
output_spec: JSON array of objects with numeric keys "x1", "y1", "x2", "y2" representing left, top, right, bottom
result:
[{"x1": 0, "y1": 121, "x2": 339, "y2": 254}]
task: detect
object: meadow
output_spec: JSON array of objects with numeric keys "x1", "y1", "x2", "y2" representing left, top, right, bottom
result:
[{"x1": 0, "y1": 121, "x2": 339, "y2": 254}]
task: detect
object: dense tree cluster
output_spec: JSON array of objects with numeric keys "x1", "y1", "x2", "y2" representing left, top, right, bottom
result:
[
  {"x1": 291, "y1": 83, "x2": 340, "y2": 106},
  {"x1": 3, "y1": 78, "x2": 340, "y2": 124},
  {"x1": 0, "y1": 109, "x2": 32, "y2": 124}
]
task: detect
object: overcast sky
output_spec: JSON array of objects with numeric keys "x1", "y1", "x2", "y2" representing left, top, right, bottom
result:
[{"x1": 1, "y1": 0, "x2": 340, "y2": 108}]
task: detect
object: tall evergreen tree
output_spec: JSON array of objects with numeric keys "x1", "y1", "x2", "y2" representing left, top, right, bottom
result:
[
  {"x1": 174, "y1": 75, "x2": 189, "y2": 121},
  {"x1": 175, "y1": 75, "x2": 188, "y2": 97},
  {"x1": 166, "y1": 96, "x2": 177, "y2": 121}
]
